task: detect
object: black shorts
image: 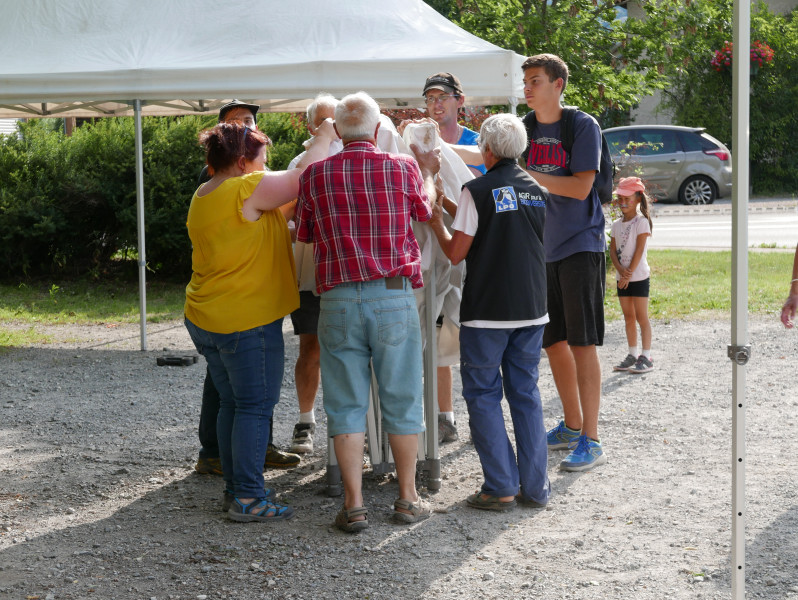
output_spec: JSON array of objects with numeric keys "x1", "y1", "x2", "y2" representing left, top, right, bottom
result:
[
  {"x1": 289, "y1": 291, "x2": 320, "y2": 335},
  {"x1": 617, "y1": 277, "x2": 650, "y2": 298},
  {"x1": 543, "y1": 251, "x2": 605, "y2": 348}
]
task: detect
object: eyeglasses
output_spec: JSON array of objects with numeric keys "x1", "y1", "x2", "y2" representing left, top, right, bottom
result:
[{"x1": 424, "y1": 94, "x2": 459, "y2": 106}]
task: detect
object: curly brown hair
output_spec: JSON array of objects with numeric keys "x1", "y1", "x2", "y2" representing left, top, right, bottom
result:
[{"x1": 198, "y1": 121, "x2": 270, "y2": 173}]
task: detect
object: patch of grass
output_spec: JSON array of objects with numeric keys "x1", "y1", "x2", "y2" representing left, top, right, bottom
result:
[
  {"x1": 0, "y1": 326, "x2": 54, "y2": 351},
  {"x1": 1, "y1": 249, "x2": 792, "y2": 338},
  {"x1": 604, "y1": 249, "x2": 793, "y2": 320},
  {"x1": 0, "y1": 280, "x2": 185, "y2": 325}
]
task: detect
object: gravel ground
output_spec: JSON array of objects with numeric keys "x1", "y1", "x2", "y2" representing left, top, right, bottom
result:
[{"x1": 0, "y1": 315, "x2": 796, "y2": 600}]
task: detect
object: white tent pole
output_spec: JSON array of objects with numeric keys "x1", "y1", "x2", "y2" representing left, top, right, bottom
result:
[
  {"x1": 729, "y1": 2, "x2": 750, "y2": 598},
  {"x1": 134, "y1": 99, "x2": 148, "y2": 351}
]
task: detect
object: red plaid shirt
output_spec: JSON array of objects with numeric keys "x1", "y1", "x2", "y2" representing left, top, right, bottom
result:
[{"x1": 296, "y1": 141, "x2": 432, "y2": 294}]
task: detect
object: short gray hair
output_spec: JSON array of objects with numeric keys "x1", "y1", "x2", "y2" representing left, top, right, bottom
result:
[
  {"x1": 334, "y1": 92, "x2": 381, "y2": 141},
  {"x1": 307, "y1": 93, "x2": 339, "y2": 129},
  {"x1": 478, "y1": 114, "x2": 527, "y2": 160}
]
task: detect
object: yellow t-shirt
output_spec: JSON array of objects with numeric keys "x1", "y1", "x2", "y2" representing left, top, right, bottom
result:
[{"x1": 184, "y1": 171, "x2": 299, "y2": 333}]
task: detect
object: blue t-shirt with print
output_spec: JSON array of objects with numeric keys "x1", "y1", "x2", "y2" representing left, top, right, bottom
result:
[
  {"x1": 457, "y1": 127, "x2": 487, "y2": 175},
  {"x1": 523, "y1": 110, "x2": 605, "y2": 262}
]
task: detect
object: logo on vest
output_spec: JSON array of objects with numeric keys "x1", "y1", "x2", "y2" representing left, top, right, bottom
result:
[{"x1": 492, "y1": 187, "x2": 518, "y2": 212}]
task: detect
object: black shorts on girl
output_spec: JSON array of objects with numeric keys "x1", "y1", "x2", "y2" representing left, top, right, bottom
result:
[{"x1": 617, "y1": 277, "x2": 650, "y2": 298}]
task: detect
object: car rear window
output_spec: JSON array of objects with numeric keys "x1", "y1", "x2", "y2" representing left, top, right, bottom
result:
[{"x1": 678, "y1": 130, "x2": 717, "y2": 152}]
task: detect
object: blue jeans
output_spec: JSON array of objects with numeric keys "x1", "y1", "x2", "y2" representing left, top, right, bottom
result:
[
  {"x1": 198, "y1": 366, "x2": 220, "y2": 459},
  {"x1": 319, "y1": 279, "x2": 424, "y2": 437},
  {"x1": 185, "y1": 317, "x2": 284, "y2": 499},
  {"x1": 460, "y1": 324, "x2": 551, "y2": 503}
]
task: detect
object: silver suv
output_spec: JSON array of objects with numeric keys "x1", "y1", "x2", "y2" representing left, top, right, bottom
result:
[{"x1": 602, "y1": 125, "x2": 732, "y2": 205}]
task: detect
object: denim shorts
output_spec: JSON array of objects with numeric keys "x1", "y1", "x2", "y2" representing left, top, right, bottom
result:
[{"x1": 318, "y1": 278, "x2": 424, "y2": 437}]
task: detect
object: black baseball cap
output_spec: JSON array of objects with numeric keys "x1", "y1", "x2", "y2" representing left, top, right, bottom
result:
[
  {"x1": 218, "y1": 99, "x2": 260, "y2": 122},
  {"x1": 422, "y1": 72, "x2": 464, "y2": 96}
]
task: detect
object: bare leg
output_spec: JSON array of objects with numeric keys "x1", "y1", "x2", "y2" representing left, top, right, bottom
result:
[
  {"x1": 437, "y1": 366, "x2": 453, "y2": 413},
  {"x1": 334, "y1": 432, "x2": 366, "y2": 512},
  {"x1": 295, "y1": 334, "x2": 320, "y2": 415},
  {"x1": 619, "y1": 296, "x2": 638, "y2": 349},
  {"x1": 545, "y1": 340, "x2": 582, "y2": 432},
  {"x1": 388, "y1": 433, "x2": 420, "y2": 506},
  {"x1": 634, "y1": 297, "x2": 652, "y2": 350},
  {"x1": 570, "y1": 345, "x2": 602, "y2": 441}
]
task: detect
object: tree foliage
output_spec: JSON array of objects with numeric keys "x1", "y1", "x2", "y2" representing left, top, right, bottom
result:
[
  {"x1": 429, "y1": 0, "x2": 798, "y2": 192},
  {"x1": 427, "y1": 0, "x2": 713, "y2": 124},
  {"x1": 660, "y1": 1, "x2": 798, "y2": 193}
]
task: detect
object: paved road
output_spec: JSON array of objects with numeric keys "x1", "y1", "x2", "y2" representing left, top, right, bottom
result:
[{"x1": 621, "y1": 196, "x2": 798, "y2": 250}]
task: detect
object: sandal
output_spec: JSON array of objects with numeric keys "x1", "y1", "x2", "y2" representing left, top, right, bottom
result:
[
  {"x1": 228, "y1": 497, "x2": 295, "y2": 522},
  {"x1": 515, "y1": 493, "x2": 547, "y2": 508},
  {"x1": 223, "y1": 487, "x2": 276, "y2": 512},
  {"x1": 335, "y1": 506, "x2": 369, "y2": 533},
  {"x1": 393, "y1": 498, "x2": 431, "y2": 524},
  {"x1": 466, "y1": 492, "x2": 517, "y2": 512}
]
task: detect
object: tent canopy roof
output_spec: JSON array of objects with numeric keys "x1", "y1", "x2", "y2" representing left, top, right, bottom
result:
[{"x1": 0, "y1": 0, "x2": 525, "y2": 118}]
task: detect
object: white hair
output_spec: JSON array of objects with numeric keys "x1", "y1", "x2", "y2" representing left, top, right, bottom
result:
[
  {"x1": 334, "y1": 92, "x2": 381, "y2": 141},
  {"x1": 478, "y1": 114, "x2": 528, "y2": 160},
  {"x1": 306, "y1": 93, "x2": 339, "y2": 129}
]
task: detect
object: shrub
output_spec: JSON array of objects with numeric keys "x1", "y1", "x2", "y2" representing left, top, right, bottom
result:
[{"x1": 0, "y1": 113, "x2": 309, "y2": 281}]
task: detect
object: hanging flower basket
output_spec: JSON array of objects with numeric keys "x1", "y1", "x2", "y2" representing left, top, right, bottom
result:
[{"x1": 710, "y1": 40, "x2": 774, "y2": 74}]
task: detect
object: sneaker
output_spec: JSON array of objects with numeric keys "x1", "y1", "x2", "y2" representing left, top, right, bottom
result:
[
  {"x1": 437, "y1": 415, "x2": 459, "y2": 443},
  {"x1": 289, "y1": 423, "x2": 315, "y2": 454},
  {"x1": 223, "y1": 487, "x2": 276, "y2": 512},
  {"x1": 195, "y1": 456, "x2": 223, "y2": 476},
  {"x1": 264, "y1": 444, "x2": 301, "y2": 470},
  {"x1": 629, "y1": 355, "x2": 654, "y2": 374},
  {"x1": 546, "y1": 420, "x2": 581, "y2": 450},
  {"x1": 613, "y1": 353, "x2": 637, "y2": 372},
  {"x1": 228, "y1": 497, "x2": 295, "y2": 522},
  {"x1": 559, "y1": 435, "x2": 607, "y2": 472}
]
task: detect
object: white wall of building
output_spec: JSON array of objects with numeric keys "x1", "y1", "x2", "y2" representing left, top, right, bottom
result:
[{"x1": 0, "y1": 118, "x2": 19, "y2": 136}]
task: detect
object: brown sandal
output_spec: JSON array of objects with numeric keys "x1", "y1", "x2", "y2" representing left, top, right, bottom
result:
[{"x1": 334, "y1": 506, "x2": 368, "y2": 533}]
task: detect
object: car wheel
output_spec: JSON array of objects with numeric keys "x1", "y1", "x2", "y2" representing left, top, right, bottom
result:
[{"x1": 679, "y1": 176, "x2": 716, "y2": 205}]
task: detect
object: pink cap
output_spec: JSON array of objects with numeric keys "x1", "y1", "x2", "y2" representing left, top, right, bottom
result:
[{"x1": 614, "y1": 176, "x2": 646, "y2": 196}]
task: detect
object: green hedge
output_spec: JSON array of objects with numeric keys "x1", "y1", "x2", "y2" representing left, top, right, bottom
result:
[{"x1": 0, "y1": 114, "x2": 306, "y2": 280}]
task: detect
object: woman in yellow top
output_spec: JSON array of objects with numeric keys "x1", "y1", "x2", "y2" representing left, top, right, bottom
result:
[{"x1": 185, "y1": 120, "x2": 334, "y2": 523}]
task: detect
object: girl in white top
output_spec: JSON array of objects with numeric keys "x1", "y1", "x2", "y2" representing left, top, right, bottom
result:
[{"x1": 609, "y1": 177, "x2": 654, "y2": 374}]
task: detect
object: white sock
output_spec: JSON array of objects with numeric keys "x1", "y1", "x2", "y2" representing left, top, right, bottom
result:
[
  {"x1": 440, "y1": 411, "x2": 455, "y2": 424},
  {"x1": 642, "y1": 349, "x2": 652, "y2": 359},
  {"x1": 629, "y1": 346, "x2": 639, "y2": 357},
  {"x1": 298, "y1": 411, "x2": 316, "y2": 425}
]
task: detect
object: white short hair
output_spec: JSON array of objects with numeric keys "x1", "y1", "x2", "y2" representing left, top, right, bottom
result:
[
  {"x1": 307, "y1": 93, "x2": 339, "y2": 129},
  {"x1": 334, "y1": 92, "x2": 381, "y2": 141},
  {"x1": 478, "y1": 114, "x2": 527, "y2": 160}
]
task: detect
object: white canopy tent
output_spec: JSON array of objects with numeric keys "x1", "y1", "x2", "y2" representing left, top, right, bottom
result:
[
  {"x1": 0, "y1": 0, "x2": 524, "y2": 118},
  {"x1": 0, "y1": 0, "x2": 525, "y2": 350},
  {"x1": 0, "y1": 0, "x2": 753, "y2": 594}
]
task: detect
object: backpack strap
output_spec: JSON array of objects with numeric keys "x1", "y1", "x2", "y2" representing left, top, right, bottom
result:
[{"x1": 560, "y1": 106, "x2": 578, "y2": 155}]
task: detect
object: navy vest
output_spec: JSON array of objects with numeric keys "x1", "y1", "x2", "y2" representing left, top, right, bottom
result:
[{"x1": 460, "y1": 159, "x2": 548, "y2": 323}]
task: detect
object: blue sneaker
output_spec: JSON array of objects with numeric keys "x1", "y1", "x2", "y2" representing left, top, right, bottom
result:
[
  {"x1": 559, "y1": 435, "x2": 607, "y2": 472},
  {"x1": 547, "y1": 420, "x2": 581, "y2": 450}
]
